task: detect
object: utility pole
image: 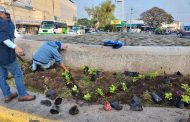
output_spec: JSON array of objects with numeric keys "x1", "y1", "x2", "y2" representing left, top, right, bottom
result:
[
  {"x1": 52, "y1": 0, "x2": 55, "y2": 20},
  {"x1": 129, "y1": 8, "x2": 133, "y2": 32}
]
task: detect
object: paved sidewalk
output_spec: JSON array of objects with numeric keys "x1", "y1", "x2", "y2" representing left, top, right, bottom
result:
[{"x1": 0, "y1": 88, "x2": 190, "y2": 122}]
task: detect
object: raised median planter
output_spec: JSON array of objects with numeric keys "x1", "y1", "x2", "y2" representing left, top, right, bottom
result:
[{"x1": 16, "y1": 40, "x2": 190, "y2": 75}]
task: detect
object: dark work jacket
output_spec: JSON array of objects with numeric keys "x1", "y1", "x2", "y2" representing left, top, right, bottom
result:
[
  {"x1": 0, "y1": 17, "x2": 16, "y2": 65},
  {"x1": 7, "y1": 19, "x2": 15, "y2": 40}
]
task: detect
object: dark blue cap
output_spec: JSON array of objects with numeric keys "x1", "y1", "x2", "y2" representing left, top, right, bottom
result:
[{"x1": 55, "y1": 41, "x2": 62, "y2": 49}]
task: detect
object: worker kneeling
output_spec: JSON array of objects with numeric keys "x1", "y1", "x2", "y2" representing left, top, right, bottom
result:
[{"x1": 32, "y1": 41, "x2": 68, "y2": 72}]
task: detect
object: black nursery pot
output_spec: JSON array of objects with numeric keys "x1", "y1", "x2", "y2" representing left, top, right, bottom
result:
[
  {"x1": 69, "y1": 105, "x2": 79, "y2": 115},
  {"x1": 40, "y1": 100, "x2": 52, "y2": 107},
  {"x1": 151, "y1": 92, "x2": 163, "y2": 104},
  {"x1": 83, "y1": 67, "x2": 89, "y2": 75},
  {"x1": 54, "y1": 98, "x2": 63, "y2": 106},
  {"x1": 67, "y1": 83, "x2": 74, "y2": 89},
  {"x1": 184, "y1": 102, "x2": 189, "y2": 107},
  {"x1": 71, "y1": 91, "x2": 79, "y2": 97},
  {"x1": 91, "y1": 74, "x2": 97, "y2": 81},
  {"x1": 50, "y1": 105, "x2": 60, "y2": 114}
]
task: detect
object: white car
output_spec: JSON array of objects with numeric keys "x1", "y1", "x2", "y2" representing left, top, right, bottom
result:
[{"x1": 67, "y1": 30, "x2": 76, "y2": 34}]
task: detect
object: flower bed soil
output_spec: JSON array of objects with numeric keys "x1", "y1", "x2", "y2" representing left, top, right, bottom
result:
[{"x1": 24, "y1": 67, "x2": 190, "y2": 107}]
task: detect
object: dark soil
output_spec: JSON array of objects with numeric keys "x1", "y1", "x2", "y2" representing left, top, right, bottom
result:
[{"x1": 24, "y1": 68, "x2": 190, "y2": 107}]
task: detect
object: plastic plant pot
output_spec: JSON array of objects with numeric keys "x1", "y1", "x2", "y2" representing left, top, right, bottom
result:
[
  {"x1": 50, "y1": 105, "x2": 60, "y2": 114},
  {"x1": 91, "y1": 74, "x2": 97, "y2": 81},
  {"x1": 176, "y1": 101, "x2": 185, "y2": 109},
  {"x1": 54, "y1": 98, "x2": 63, "y2": 106},
  {"x1": 46, "y1": 88, "x2": 57, "y2": 100},
  {"x1": 130, "y1": 96, "x2": 143, "y2": 111},
  {"x1": 83, "y1": 67, "x2": 89, "y2": 75},
  {"x1": 110, "y1": 101, "x2": 123, "y2": 110},
  {"x1": 40, "y1": 100, "x2": 52, "y2": 107},
  {"x1": 151, "y1": 92, "x2": 163, "y2": 104},
  {"x1": 103, "y1": 101, "x2": 112, "y2": 111},
  {"x1": 69, "y1": 105, "x2": 79, "y2": 115}
]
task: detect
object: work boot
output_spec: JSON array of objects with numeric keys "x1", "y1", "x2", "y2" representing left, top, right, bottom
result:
[
  {"x1": 18, "y1": 95, "x2": 36, "y2": 102},
  {"x1": 4, "y1": 92, "x2": 18, "y2": 103}
]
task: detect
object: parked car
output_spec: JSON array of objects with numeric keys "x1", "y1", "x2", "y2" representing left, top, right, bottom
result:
[
  {"x1": 177, "y1": 26, "x2": 190, "y2": 38},
  {"x1": 67, "y1": 30, "x2": 76, "y2": 35}
]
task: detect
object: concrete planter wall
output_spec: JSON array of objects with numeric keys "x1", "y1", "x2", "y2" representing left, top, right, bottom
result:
[{"x1": 16, "y1": 40, "x2": 190, "y2": 75}]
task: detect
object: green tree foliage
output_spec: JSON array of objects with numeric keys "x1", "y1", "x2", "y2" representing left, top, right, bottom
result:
[
  {"x1": 140, "y1": 7, "x2": 174, "y2": 28},
  {"x1": 85, "y1": 0, "x2": 115, "y2": 27},
  {"x1": 75, "y1": 18, "x2": 93, "y2": 27}
]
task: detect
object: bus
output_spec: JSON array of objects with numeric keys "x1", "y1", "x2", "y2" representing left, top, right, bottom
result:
[{"x1": 38, "y1": 21, "x2": 67, "y2": 34}]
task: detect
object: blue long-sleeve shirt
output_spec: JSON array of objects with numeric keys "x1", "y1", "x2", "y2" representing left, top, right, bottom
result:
[
  {"x1": 0, "y1": 17, "x2": 16, "y2": 65},
  {"x1": 33, "y1": 41, "x2": 62, "y2": 64}
]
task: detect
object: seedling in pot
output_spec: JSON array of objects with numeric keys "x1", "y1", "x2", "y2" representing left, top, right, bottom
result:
[
  {"x1": 96, "y1": 88, "x2": 105, "y2": 97},
  {"x1": 83, "y1": 92, "x2": 92, "y2": 101},
  {"x1": 132, "y1": 74, "x2": 145, "y2": 82},
  {"x1": 175, "y1": 90, "x2": 183, "y2": 97},
  {"x1": 88, "y1": 68, "x2": 98, "y2": 81},
  {"x1": 82, "y1": 65, "x2": 89, "y2": 75},
  {"x1": 91, "y1": 74, "x2": 97, "y2": 81},
  {"x1": 62, "y1": 71, "x2": 72, "y2": 85},
  {"x1": 181, "y1": 95, "x2": 190, "y2": 104},
  {"x1": 120, "y1": 82, "x2": 127, "y2": 91},
  {"x1": 109, "y1": 84, "x2": 117, "y2": 94},
  {"x1": 72, "y1": 85, "x2": 79, "y2": 94},
  {"x1": 164, "y1": 92, "x2": 173, "y2": 101},
  {"x1": 146, "y1": 72, "x2": 159, "y2": 79},
  {"x1": 181, "y1": 84, "x2": 190, "y2": 95},
  {"x1": 88, "y1": 68, "x2": 97, "y2": 75}
]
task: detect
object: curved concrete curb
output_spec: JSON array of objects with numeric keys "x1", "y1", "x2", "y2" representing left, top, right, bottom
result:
[{"x1": 16, "y1": 40, "x2": 190, "y2": 75}]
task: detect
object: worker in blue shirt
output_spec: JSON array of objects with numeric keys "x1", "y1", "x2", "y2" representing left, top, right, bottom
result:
[
  {"x1": 0, "y1": 6, "x2": 36, "y2": 102},
  {"x1": 32, "y1": 41, "x2": 68, "y2": 72}
]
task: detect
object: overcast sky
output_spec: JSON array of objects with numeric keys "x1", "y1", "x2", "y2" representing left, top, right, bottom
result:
[{"x1": 73, "y1": 0, "x2": 190, "y2": 25}]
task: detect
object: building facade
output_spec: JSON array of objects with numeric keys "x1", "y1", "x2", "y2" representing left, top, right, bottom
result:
[
  {"x1": 0, "y1": 0, "x2": 77, "y2": 34},
  {"x1": 161, "y1": 21, "x2": 181, "y2": 32}
]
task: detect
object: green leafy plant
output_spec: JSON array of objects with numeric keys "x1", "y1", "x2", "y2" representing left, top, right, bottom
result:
[
  {"x1": 88, "y1": 68, "x2": 96, "y2": 75},
  {"x1": 109, "y1": 84, "x2": 116, "y2": 94},
  {"x1": 72, "y1": 85, "x2": 79, "y2": 93},
  {"x1": 180, "y1": 84, "x2": 190, "y2": 103},
  {"x1": 83, "y1": 92, "x2": 92, "y2": 101},
  {"x1": 181, "y1": 84, "x2": 190, "y2": 96},
  {"x1": 121, "y1": 82, "x2": 127, "y2": 91},
  {"x1": 62, "y1": 71, "x2": 72, "y2": 84},
  {"x1": 146, "y1": 72, "x2": 159, "y2": 79},
  {"x1": 132, "y1": 74, "x2": 145, "y2": 82},
  {"x1": 96, "y1": 88, "x2": 105, "y2": 97},
  {"x1": 81, "y1": 65, "x2": 88, "y2": 70},
  {"x1": 164, "y1": 92, "x2": 173, "y2": 101},
  {"x1": 181, "y1": 95, "x2": 190, "y2": 103}
]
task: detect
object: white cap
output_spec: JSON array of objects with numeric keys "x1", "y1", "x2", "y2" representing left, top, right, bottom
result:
[{"x1": 0, "y1": 6, "x2": 6, "y2": 13}]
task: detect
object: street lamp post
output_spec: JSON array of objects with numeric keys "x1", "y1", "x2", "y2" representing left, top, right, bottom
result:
[{"x1": 129, "y1": 8, "x2": 133, "y2": 32}]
